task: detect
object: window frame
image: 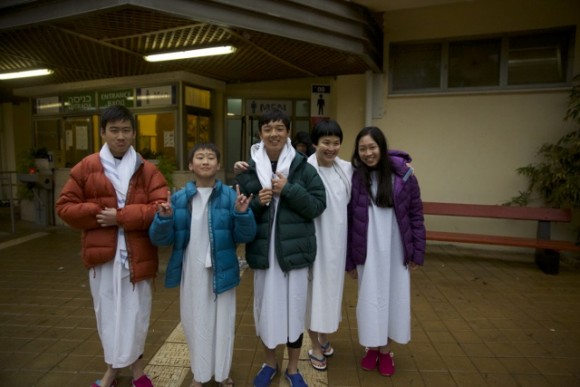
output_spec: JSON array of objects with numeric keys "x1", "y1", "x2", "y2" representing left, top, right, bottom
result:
[{"x1": 389, "y1": 27, "x2": 575, "y2": 95}]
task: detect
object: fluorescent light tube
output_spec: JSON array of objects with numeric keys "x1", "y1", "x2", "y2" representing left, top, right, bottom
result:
[
  {"x1": 144, "y1": 46, "x2": 236, "y2": 62},
  {"x1": 0, "y1": 69, "x2": 53, "y2": 80}
]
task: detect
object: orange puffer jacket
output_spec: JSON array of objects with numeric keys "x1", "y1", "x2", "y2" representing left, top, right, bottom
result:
[{"x1": 56, "y1": 153, "x2": 168, "y2": 283}]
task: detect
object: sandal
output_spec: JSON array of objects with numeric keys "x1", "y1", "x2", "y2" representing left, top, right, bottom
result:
[
  {"x1": 91, "y1": 380, "x2": 118, "y2": 387},
  {"x1": 253, "y1": 363, "x2": 278, "y2": 387},
  {"x1": 319, "y1": 341, "x2": 334, "y2": 357},
  {"x1": 219, "y1": 377, "x2": 235, "y2": 386},
  {"x1": 285, "y1": 369, "x2": 308, "y2": 387},
  {"x1": 132, "y1": 374, "x2": 153, "y2": 387},
  {"x1": 307, "y1": 349, "x2": 327, "y2": 371}
]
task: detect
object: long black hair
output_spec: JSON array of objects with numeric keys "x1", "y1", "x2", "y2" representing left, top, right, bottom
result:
[{"x1": 351, "y1": 126, "x2": 394, "y2": 208}]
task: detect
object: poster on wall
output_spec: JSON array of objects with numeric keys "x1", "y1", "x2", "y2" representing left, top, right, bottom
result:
[
  {"x1": 75, "y1": 126, "x2": 88, "y2": 150},
  {"x1": 163, "y1": 131, "x2": 175, "y2": 147},
  {"x1": 311, "y1": 84, "x2": 331, "y2": 116},
  {"x1": 65, "y1": 130, "x2": 73, "y2": 150},
  {"x1": 310, "y1": 84, "x2": 331, "y2": 127}
]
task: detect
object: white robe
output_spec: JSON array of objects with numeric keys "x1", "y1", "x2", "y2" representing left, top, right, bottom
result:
[
  {"x1": 181, "y1": 188, "x2": 236, "y2": 383},
  {"x1": 356, "y1": 179, "x2": 411, "y2": 347},
  {"x1": 306, "y1": 163, "x2": 350, "y2": 333},
  {"x1": 91, "y1": 147, "x2": 152, "y2": 368},
  {"x1": 90, "y1": 257, "x2": 152, "y2": 368},
  {"x1": 253, "y1": 195, "x2": 309, "y2": 348}
]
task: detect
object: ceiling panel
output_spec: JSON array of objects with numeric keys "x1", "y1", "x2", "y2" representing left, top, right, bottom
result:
[{"x1": 0, "y1": 1, "x2": 383, "y2": 102}]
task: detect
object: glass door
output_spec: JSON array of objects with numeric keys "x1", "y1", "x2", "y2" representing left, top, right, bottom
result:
[{"x1": 62, "y1": 116, "x2": 92, "y2": 167}]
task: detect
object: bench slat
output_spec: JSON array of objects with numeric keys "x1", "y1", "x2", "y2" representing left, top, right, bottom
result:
[
  {"x1": 427, "y1": 231, "x2": 580, "y2": 252},
  {"x1": 423, "y1": 202, "x2": 572, "y2": 222}
]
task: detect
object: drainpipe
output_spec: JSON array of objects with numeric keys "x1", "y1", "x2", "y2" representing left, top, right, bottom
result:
[{"x1": 365, "y1": 70, "x2": 373, "y2": 127}]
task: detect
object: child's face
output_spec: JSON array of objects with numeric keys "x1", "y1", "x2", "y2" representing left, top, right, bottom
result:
[
  {"x1": 259, "y1": 120, "x2": 289, "y2": 159},
  {"x1": 188, "y1": 148, "x2": 220, "y2": 179},
  {"x1": 357, "y1": 134, "x2": 380, "y2": 168},
  {"x1": 314, "y1": 135, "x2": 341, "y2": 167}
]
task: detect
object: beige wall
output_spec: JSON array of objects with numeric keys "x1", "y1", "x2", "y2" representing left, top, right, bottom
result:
[{"x1": 377, "y1": 0, "x2": 580, "y2": 241}]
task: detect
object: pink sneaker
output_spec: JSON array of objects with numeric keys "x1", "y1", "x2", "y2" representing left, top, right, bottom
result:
[
  {"x1": 132, "y1": 374, "x2": 153, "y2": 387},
  {"x1": 361, "y1": 349, "x2": 379, "y2": 370},
  {"x1": 378, "y1": 351, "x2": 395, "y2": 376}
]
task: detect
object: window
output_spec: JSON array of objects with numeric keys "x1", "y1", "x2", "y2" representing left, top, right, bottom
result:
[
  {"x1": 391, "y1": 43, "x2": 441, "y2": 91},
  {"x1": 136, "y1": 112, "x2": 176, "y2": 163},
  {"x1": 508, "y1": 31, "x2": 571, "y2": 85},
  {"x1": 390, "y1": 27, "x2": 574, "y2": 94},
  {"x1": 449, "y1": 38, "x2": 500, "y2": 88}
]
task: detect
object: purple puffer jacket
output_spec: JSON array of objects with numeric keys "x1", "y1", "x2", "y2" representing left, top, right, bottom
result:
[{"x1": 345, "y1": 150, "x2": 426, "y2": 271}]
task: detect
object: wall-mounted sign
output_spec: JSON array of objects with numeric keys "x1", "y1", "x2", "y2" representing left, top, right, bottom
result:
[
  {"x1": 35, "y1": 96, "x2": 60, "y2": 114},
  {"x1": 246, "y1": 99, "x2": 293, "y2": 117},
  {"x1": 98, "y1": 89, "x2": 134, "y2": 108},
  {"x1": 136, "y1": 85, "x2": 176, "y2": 106},
  {"x1": 311, "y1": 84, "x2": 330, "y2": 118},
  {"x1": 63, "y1": 92, "x2": 97, "y2": 112}
]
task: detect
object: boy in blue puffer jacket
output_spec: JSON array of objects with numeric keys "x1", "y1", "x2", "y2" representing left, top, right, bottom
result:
[{"x1": 149, "y1": 143, "x2": 256, "y2": 387}]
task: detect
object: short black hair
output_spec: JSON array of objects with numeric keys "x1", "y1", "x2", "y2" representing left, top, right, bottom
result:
[
  {"x1": 100, "y1": 105, "x2": 135, "y2": 132},
  {"x1": 292, "y1": 131, "x2": 315, "y2": 156},
  {"x1": 188, "y1": 143, "x2": 221, "y2": 163},
  {"x1": 258, "y1": 108, "x2": 291, "y2": 131},
  {"x1": 310, "y1": 119, "x2": 343, "y2": 145}
]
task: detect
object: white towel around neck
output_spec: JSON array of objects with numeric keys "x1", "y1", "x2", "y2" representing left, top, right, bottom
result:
[
  {"x1": 100, "y1": 144, "x2": 137, "y2": 208},
  {"x1": 250, "y1": 137, "x2": 296, "y2": 189},
  {"x1": 99, "y1": 144, "x2": 137, "y2": 269}
]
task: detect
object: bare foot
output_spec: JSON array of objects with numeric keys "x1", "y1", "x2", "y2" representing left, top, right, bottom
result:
[{"x1": 99, "y1": 366, "x2": 118, "y2": 387}]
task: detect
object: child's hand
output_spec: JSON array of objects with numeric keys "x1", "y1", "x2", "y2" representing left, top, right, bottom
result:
[
  {"x1": 233, "y1": 161, "x2": 249, "y2": 175},
  {"x1": 271, "y1": 172, "x2": 287, "y2": 196},
  {"x1": 235, "y1": 185, "x2": 253, "y2": 212},
  {"x1": 96, "y1": 207, "x2": 118, "y2": 227},
  {"x1": 156, "y1": 190, "x2": 173, "y2": 218}
]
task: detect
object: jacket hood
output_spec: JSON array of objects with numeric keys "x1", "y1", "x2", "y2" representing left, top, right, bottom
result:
[{"x1": 388, "y1": 149, "x2": 413, "y2": 178}]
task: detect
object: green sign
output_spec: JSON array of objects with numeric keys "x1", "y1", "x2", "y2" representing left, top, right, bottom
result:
[
  {"x1": 63, "y1": 92, "x2": 96, "y2": 112},
  {"x1": 98, "y1": 89, "x2": 134, "y2": 108}
]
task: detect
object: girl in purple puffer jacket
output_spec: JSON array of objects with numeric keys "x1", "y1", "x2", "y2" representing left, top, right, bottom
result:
[{"x1": 346, "y1": 126, "x2": 426, "y2": 377}]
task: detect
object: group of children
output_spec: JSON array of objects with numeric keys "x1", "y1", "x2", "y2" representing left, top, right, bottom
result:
[
  {"x1": 152, "y1": 108, "x2": 426, "y2": 387},
  {"x1": 56, "y1": 104, "x2": 425, "y2": 387}
]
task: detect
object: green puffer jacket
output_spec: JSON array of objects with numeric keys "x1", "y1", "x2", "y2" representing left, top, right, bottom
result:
[{"x1": 235, "y1": 153, "x2": 326, "y2": 272}]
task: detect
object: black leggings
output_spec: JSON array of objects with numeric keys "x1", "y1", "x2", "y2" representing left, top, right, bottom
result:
[{"x1": 286, "y1": 333, "x2": 303, "y2": 349}]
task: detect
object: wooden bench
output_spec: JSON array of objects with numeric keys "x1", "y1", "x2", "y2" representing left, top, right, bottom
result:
[{"x1": 423, "y1": 202, "x2": 580, "y2": 274}]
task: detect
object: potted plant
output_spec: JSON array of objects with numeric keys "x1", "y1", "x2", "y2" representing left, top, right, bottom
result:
[
  {"x1": 154, "y1": 154, "x2": 176, "y2": 188},
  {"x1": 139, "y1": 148, "x2": 176, "y2": 188},
  {"x1": 508, "y1": 75, "x2": 580, "y2": 243},
  {"x1": 509, "y1": 75, "x2": 580, "y2": 209}
]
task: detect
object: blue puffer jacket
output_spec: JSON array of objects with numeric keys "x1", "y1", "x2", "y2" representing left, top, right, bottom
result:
[
  {"x1": 346, "y1": 150, "x2": 426, "y2": 271},
  {"x1": 149, "y1": 180, "x2": 257, "y2": 294}
]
